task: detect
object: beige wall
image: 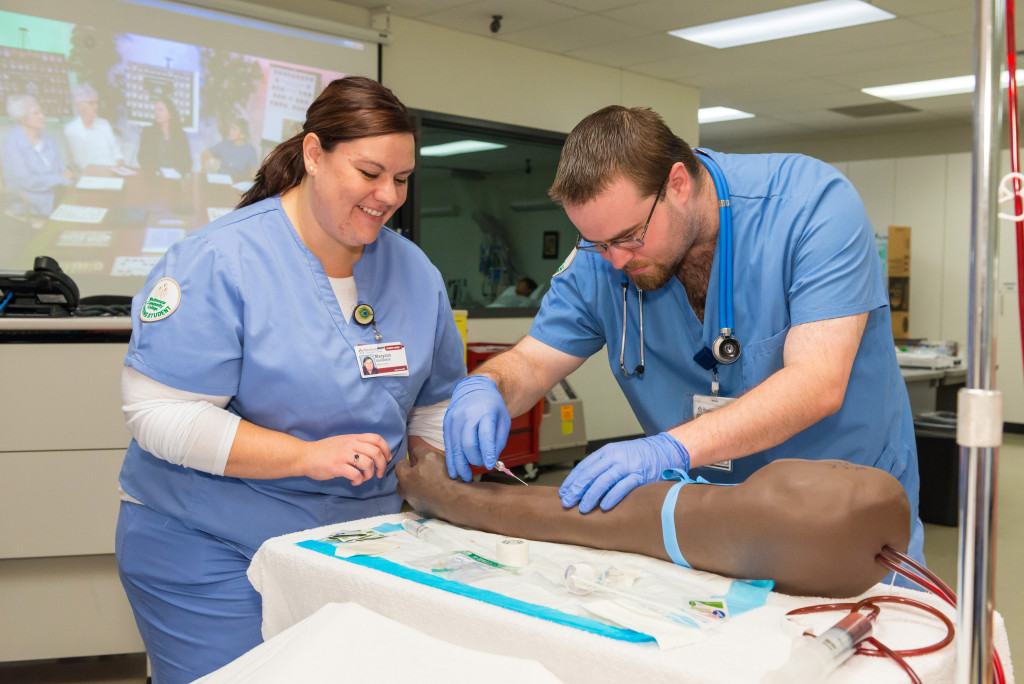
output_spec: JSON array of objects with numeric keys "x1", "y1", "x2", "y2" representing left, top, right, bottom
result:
[
  {"x1": 832, "y1": 151, "x2": 1023, "y2": 422},
  {"x1": 716, "y1": 123, "x2": 974, "y2": 162}
]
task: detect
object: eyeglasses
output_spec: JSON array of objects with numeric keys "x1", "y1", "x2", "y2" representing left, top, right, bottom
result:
[{"x1": 575, "y1": 177, "x2": 667, "y2": 254}]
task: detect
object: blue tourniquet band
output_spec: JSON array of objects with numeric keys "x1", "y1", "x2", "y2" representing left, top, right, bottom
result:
[
  {"x1": 661, "y1": 480, "x2": 690, "y2": 568},
  {"x1": 660, "y1": 468, "x2": 734, "y2": 568}
]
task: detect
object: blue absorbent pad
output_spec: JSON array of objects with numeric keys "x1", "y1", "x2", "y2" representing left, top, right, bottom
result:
[{"x1": 296, "y1": 518, "x2": 773, "y2": 644}]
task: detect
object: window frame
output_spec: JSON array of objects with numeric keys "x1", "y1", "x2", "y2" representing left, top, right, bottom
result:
[{"x1": 392, "y1": 110, "x2": 568, "y2": 318}]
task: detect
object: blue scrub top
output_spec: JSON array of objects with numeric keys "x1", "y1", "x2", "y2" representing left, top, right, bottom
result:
[
  {"x1": 529, "y1": 151, "x2": 919, "y2": 516},
  {"x1": 120, "y1": 196, "x2": 466, "y2": 552}
]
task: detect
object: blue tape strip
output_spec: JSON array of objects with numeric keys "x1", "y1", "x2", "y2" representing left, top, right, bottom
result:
[
  {"x1": 297, "y1": 531, "x2": 654, "y2": 643},
  {"x1": 660, "y1": 481, "x2": 691, "y2": 568}
]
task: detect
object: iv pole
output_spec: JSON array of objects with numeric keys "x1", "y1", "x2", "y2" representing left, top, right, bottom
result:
[{"x1": 957, "y1": 0, "x2": 1005, "y2": 681}]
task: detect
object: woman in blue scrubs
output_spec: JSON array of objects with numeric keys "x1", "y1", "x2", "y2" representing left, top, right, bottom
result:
[{"x1": 116, "y1": 77, "x2": 466, "y2": 683}]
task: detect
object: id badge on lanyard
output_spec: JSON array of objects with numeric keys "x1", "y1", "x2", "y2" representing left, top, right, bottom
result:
[
  {"x1": 351, "y1": 303, "x2": 409, "y2": 378},
  {"x1": 355, "y1": 342, "x2": 409, "y2": 378}
]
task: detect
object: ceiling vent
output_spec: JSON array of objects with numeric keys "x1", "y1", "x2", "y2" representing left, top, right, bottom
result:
[{"x1": 829, "y1": 102, "x2": 919, "y2": 118}]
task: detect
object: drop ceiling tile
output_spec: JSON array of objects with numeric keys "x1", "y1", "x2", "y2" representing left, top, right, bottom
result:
[
  {"x1": 549, "y1": 0, "x2": 648, "y2": 11},
  {"x1": 734, "y1": 90, "x2": 888, "y2": 116},
  {"x1": 906, "y1": 6, "x2": 981, "y2": 36},
  {"x1": 833, "y1": 57, "x2": 975, "y2": 89},
  {"x1": 699, "y1": 116, "x2": 816, "y2": 144},
  {"x1": 699, "y1": 78, "x2": 850, "y2": 109},
  {"x1": 566, "y1": 31, "x2": 700, "y2": 67},
  {"x1": 343, "y1": 0, "x2": 475, "y2": 18},
  {"x1": 773, "y1": 108, "x2": 948, "y2": 131},
  {"x1": 788, "y1": 35, "x2": 973, "y2": 78},
  {"x1": 416, "y1": 0, "x2": 584, "y2": 36},
  {"x1": 897, "y1": 93, "x2": 975, "y2": 115},
  {"x1": 329, "y1": 0, "x2": 987, "y2": 150},
  {"x1": 496, "y1": 13, "x2": 649, "y2": 52},
  {"x1": 874, "y1": 0, "x2": 977, "y2": 16},
  {"x1": 628, "y1": 48, "x2": 779, "y2": 87}
]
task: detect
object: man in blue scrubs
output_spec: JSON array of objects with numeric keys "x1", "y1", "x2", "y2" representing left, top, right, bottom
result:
[{"x1": 444, "y1": 105, "x2": 924, "y2": 567}]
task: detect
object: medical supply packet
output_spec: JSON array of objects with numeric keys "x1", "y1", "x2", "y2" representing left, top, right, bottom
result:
[{"x1": 297, "y1": 516, "x2": 772, "y2": 648}]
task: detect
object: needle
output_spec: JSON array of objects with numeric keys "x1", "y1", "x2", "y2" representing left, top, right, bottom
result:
[{"x1": 495, "y1": 460, "x2": 529, "y2": 486}]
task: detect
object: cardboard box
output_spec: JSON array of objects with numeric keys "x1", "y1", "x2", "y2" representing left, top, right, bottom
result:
[{"x1": 886, "y1": 226, "x2": 911, "y2": 340}]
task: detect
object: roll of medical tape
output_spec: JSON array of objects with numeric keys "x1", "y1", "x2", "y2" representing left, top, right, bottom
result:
[{"x1": 496, "y1": 537, "x2": 530, "y2": 566}]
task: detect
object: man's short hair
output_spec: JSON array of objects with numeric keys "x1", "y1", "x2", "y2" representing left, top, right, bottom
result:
[
  {"x1": 548, "y1": 105, "x2": 703, "y2": 207},
  {"x1": 72, "y1": 84, "x2": 99, "y2": 104}
]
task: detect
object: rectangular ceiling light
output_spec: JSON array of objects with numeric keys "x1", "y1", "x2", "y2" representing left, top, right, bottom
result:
[
  {"x1": 669, "y1": 0, "x2": 895, "y2": 49},
  {"x1": 862, "y1": 75, "x2": 975, "y2": 100},
  {"x1": 863, "y1": 71, "x2": 1024, "y2": 101},
  {"x1": 698, "y1": 107, "x2": 755, "y2": 124},
  {"x1": 420, "y1": 140, "x2": 506, "y2": 157}
]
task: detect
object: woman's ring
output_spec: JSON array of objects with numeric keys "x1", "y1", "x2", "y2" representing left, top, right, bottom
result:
[{"x1": 353, "y1": 453, "x2": 360, "y2": 462}]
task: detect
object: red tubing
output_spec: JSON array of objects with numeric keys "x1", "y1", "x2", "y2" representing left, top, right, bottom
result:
[
  {"x1": 1009, "y1": 0, "x2": 1024, "y2": 381},
  {"x1": 876, "y1": 547, "x2": 1006, "y2": 684}
]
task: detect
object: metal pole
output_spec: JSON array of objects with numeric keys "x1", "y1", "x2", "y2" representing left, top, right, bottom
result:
[{"x1": 957, "y1": 1, "x2": 1004, "y2": 682}]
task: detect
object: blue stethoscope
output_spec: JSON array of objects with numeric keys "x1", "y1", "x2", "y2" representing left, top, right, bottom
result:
[{"x1": 619, "y1": 150, "x2": 741, "y2": 377}]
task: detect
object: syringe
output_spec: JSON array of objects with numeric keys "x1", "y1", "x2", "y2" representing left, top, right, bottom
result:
[
  {"x1": 402, "y1": 518, "x2": 501, "y2": 560},
  {"x1": 495, "y1": 460, "x2": 529, "y2": 486},
  {"x1": 402, "y1": 518, "x2": 463, "y2": 552},
  {"x1": 761, "y1": 610, "x2": 874, "y2": 684}
]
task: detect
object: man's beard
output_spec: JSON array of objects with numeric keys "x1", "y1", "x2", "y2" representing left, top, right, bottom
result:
[
  {"x1": 622, "y1": 258, "x2": 676, "y2": 291},
  {"x1": 622, "y1": 203, "x2": 698, "y2": 291}
]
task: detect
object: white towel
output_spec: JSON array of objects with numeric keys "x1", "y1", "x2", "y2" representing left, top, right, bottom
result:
[
  {"x1": 195, "y1": 602, "x2": 563, "y2": 683},
  {"x1": 248, "y1": 513, "x2": 1016, "y2": 684}
]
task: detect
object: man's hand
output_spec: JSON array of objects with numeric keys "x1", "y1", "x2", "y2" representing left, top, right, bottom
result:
[
  {"x1": 442, "y1": 375, "x2": 511, "y2": 482},
  {"x1": 559, "y1": 432, "x2": 690, "y2": 513}
]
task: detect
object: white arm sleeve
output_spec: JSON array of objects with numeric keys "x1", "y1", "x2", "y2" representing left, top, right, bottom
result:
[
  {"x1": 121, "y1": 365, "x2": 240, "y2": 475},
  {"x1": 407, "y1": 399, "x2": 448, "y2": 452}
]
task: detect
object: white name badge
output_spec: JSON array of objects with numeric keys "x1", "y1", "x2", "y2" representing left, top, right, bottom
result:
[
  {"x1": 692, "y1": 393, "x2": 737, "y2": 472},
  {"x1": 355, "y1": 342, "x2": 409, "y2": 378}
]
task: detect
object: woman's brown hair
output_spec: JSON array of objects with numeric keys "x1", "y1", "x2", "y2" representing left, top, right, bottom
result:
[{"x1": 238, "y1": 76, "x2": 416, "y2": 208}]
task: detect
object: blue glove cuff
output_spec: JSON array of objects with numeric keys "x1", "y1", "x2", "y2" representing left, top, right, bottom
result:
[
  {"x1": 452, "y1": 374, "x2": 499, "y2": 399},
  {"x1": 652, "y1": 432, "x2": 690, "y2": 471}
]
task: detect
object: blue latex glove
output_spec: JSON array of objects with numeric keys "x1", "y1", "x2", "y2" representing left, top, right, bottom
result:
[
  {"x1": 443, "y1": 375, "x2": 511, "y2": 482},
  {"x1": 559, "y1": 432, "x2": 690, "y2": 513}
]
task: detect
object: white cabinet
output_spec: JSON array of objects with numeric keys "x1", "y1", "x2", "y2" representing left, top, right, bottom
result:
[{"x1": 0, "y1": 338, "x2": 143, "y2": 661}]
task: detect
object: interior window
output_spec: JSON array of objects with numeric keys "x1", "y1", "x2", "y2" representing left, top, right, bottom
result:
[{"x1": 399, "y1": 112, "x2": 575, "y2": 316}]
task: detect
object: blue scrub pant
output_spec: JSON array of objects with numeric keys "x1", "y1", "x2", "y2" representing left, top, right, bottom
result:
[
  {"x1": 886, "y1": 517, "x2": 927, "y2": 590},
  {"x1": 115, "y1": 501, "x2": 263, "y2": 684}
]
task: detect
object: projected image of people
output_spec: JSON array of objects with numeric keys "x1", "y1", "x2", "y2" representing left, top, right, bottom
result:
[
  {"x1": 64, "y1": 84, "x2": 125, "y2": 169},
  {"x1": 0, "y1": 4, "x2": 360, "y2": 302},
  {"x1": 138, "y1": 97, "x2": 192, "y2": 177},
  {"x1": 201, "y1": 117, "x2": 259, "y2": 180},
  {"x1": 2, "y1": 94, "x2": 74, "y2": 227}
]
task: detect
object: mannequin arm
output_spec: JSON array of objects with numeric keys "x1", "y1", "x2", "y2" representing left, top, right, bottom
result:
[{"x1": 397, "y1": 448, "x2": 910, "y2": 598}]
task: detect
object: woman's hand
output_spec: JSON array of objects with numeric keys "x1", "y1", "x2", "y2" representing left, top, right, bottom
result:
[{"x1": 301, "y1": 433, "x2": 392, "y2": 484}]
